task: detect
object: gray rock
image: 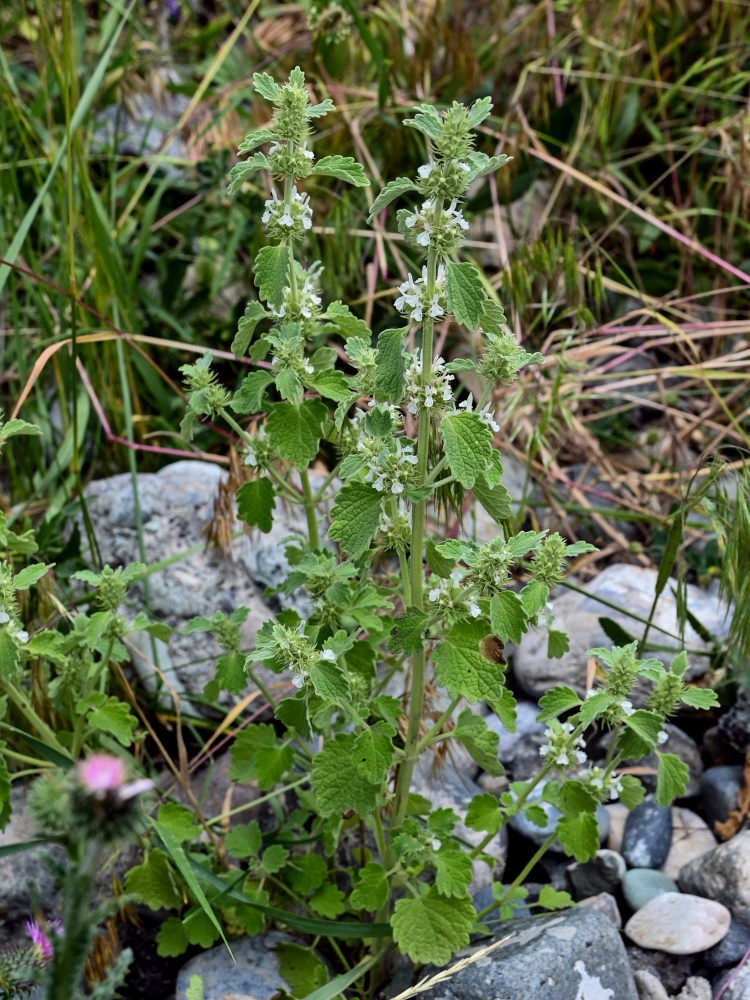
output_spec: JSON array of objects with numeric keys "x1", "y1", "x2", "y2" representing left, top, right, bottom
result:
[
  {"x1": 604, "y1": 801, "x2": 630, "y2": 853},
  {"x1": 678, "y1": 831, "x2": 750, "y2": 927},
  {"x1": 624, "y1": 892, "x2": 730, "y2": 955},
  {"x1": 622, "y1": 795, "x2": 673, "y2": 869},
  {"x1": 660, "y1": 807, "x2": 716, "y2": 880},
  {"x1": 578, "y1": 892, "x2": 622, "y2": 929},
  {"x1": 712, "y1": 963, "x2": 750, "y2": 1000},
  {"x1": 411, "y1": 754, "x2": 507, "y2": 895},
  {"x1": 633, "y1": 970, "x2": 669, "y2": 1000},
  {"x1": 82, "y1": 461, "x2": 304, "y2": 706},
  {"x1": 566, "y1": 849, "x2": 626, "y2": 899},
  {"x1": 634, "y1": 724, "x2": 703, "y2": 798},
  {"x1": 701, "y1": 765, "x2": 744, "y2": 832},
  {"x1": 511, "y1": 564, "x2": 730, "y2": 698},
  {"x1": 718, "y1": 689, "x2": 750, "y2": 754},
  {"x1": 675, "y1": 978, "x2": 712, "y2": 1000},
  {"x1": 417, "y1": 907, "x2": 638, "y2": 999},
  {"x1": 703, "y1": 918, "x2": 750, "y2": 970},
  {"x1": 175, "y1": 932, "x2": 294, "y2": 1000},
  {"x1": 93, "y1": 90, "x2": 190, "y2": 177},
  {"x1": 626, "y1": 945, "x2": 693, "y2": 995},
  {"x1": 622, "y1": 869, "x2": 678, "y2": 912}
]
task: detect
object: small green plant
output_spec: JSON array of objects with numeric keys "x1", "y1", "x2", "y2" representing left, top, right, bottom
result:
[{"x1": 149, "y1": 66, "x2": 720, "y2": 985}]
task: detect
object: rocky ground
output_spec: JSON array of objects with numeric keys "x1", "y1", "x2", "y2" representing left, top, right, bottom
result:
[{"x1": 3, "y1": 460, "x2": 748, "y2": 1000}]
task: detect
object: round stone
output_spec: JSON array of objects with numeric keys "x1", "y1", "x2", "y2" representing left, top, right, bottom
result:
[
  {"x1": 622, "y1": 794, "x2": 673, "y2": 869},
  {"x1": 702, "y1": 918, "x2": 750, "y2": 970},
  {"x1": 624, "y1": 892, "x2": 731, "y2": 955},
  {"x1": 622, "y1": 868, "x2": 678, "y2": 912},
  {"x1": 700, "y1": 766, "x2": 744, "y2": 832},
  {"x1": 660, "y1": 807, "x2": 716, "y2": 880},
  {"x1": 567, "y1": 849, "x2": 626, "y2": 899}
]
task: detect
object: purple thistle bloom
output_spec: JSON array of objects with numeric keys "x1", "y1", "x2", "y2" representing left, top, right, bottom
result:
[
  {"x1": 165, "y1": 0, "x2": 180, "y2": 23},
  {"x1": 25, "y1": 919, "x2": 62, "y2": 962}
]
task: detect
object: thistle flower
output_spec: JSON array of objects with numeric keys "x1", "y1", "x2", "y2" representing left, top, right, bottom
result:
[{"x1": 25, "y1": 919, "x2": 61, "y2": 962}]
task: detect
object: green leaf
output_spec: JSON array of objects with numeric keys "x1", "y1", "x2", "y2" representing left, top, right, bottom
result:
[
  {"x1": 547, "y1": 629, "x2": 570, "y2": 659},
  {"x1": 183, "y1": 909, "x2": 221, "y2": 949},
  {"x1": 618, "y1": 775, "x2": 645, "y2": 809},
  {"x1": 309, "y1": 883, "x2": 347, "y2": 919},
  {"x1": 185, "y1": 974, "x2": 204, "y2": 1000},
  {"x1": 537, "y1": 686, "x2": 582, "y2": 722},
  {"x1": 322, "y1": 301, "x2": 371, "y2": 339},
  {"x1": 599, "y1": 617, "x2": 636, "y2": 647},
  {"x1": 311, "y1": 733, "x2": 380, "y2": 818},
  {"x1": 576, "y1": 692, "x2": 613, "y2": 728},
  {"x1": 465, "y1": 792, "x2": 503, "y2": 834},
  {"x1": 435, "y1": 848, "x2": 473, "y2": 898},
  {"x1": 468, "y1": 96, "x2": 493, "y2": 126},
  {"x1": 388, "y1": 608, "x2": 429, "y2": 654},
  {"x1": 254, "y1": 244, "x2": 290, "y2": 312},
  {"x1": 253, "y1": 72, "x2": 282, "y2": 101},
  {"x1": 307, "y1": 99, "x2": 335, "y2": 119},
  {"x1": 275, "y1": 367, "x2": 303, "y2": 404},
  {"x1": 520, "y1": 580, "x2": 549, "y2": 618},
  {"x1": 225, "y1": 821, "x2": 262, "y2": 859},
  {"x1": 286, "y1": 853, "x2": 327, "y2": 895},
  {"x1": 441, "y1": 412, "x2": 493, "y2": 488},
  {"x1": 237, "y1": 478, "x2": 276, "y2": 533},
  {"x1": 308, "y1": 658, "x2": 351, "y2": 701},
  {"x1": 228, "y1": 152, "x2": 269, "y2": 197},
  {"x1": 0, "y1": 632, "x2": 19, "y2": 680},
  {"x1": 125, "y1": 848, "x2": 182, "y2": 910},
  {"x1": 555, "y1": 811, "x2": 599, "y2": 862},
  {"x1": 618, "y1": 709, "x2": 664, "y2": 757},
  {"x1": 488, "y1": 687, "x2": 517, "y2": 732},
  {"x1": 537, "y1": 885, "x2": 574, "y2": 910},
  {"x1": 489, "y1": 591, "x2": 528, "y2": 644},
  {"x1": 464, "y1": 151, "x2": 512, "y2": 182},
  {"x1": 13, "y1": 563, "x2": 53, "y2": 589},
  {"x1": 472, "y1": 476, "x2": 512, "y2": 523},
  {"x1": 352, "y1": 721, "x2": 396, "y2": 784},
  {"x1": 238, "y1": 128, "x2": 277, "y2": 153},
  {"x1": 231, "y1": 302, "x2": 269, "y2": 359},
  {"x1": 403, "y1": 105, "x2": 442, "y2": 138},
  {"x1": 278, "y1": 942, "x2": 328, "y2": 997},
  {"x1": 374, "y1": 327, "x2": 407, "y2": 404},
  {"x1": 445, "y1": 261, "x2": 486, "y2": 331},
  {"x1": 313, "y1": 155, "x2": 369, "y2": 187},
  {"x1": 266, "y1": 398, "x2": 327, "y2": 469},
  {"x1": 329, "y1": 482, "x2": 383, "y2": 558},
  {"x1": 433, "y1": 619, "x2": 504, "y2": 703},
  {"x1": 453, "y1": 709, "x2": 503, "y2": 776},
  {"x1": 426, "y1": 537, "x2": 455, "y2": 577},
  {"x1": 0, "y1": 741, "x2": 11, "y2": 830},
  {"x1": 157, "y1": 802, "x2": 202, "y2": 843},
  {"x1": 261, "y1": 844, "x2": 290, "y2": 874},
  {"x1": 229, "y1": 724, "x2": 275, "y2": 781},
  {"x1": 367, "y1": 177, "x2": 417, "y2": 220},
  {"x1": 311, "y1": 369, "x2": 353, "y2": 403},
  {"x1": 655, "y1": 751, "x2": 689, "y2": 807},
  {"x1": 681, "y1": 687, "x2": 719, "y2": 709},
  {"x1": 349, "y1": 862, "x2": 389, "y2": 911},
  {"x1": 156, "y1": 916, "x2": 189, "y2": 959},
  {"x1": 391, "y1": 888, "x2": 475, "y2": 965},
  {"x1": 86, "y1": 695, "x2": 137, "y2": 746},
  {"x1": 255, "y1": 744, "x2": 295, "y2": 790},
  {"x1": 656, "y1": 515, "x2": 683, "y2": 596}
]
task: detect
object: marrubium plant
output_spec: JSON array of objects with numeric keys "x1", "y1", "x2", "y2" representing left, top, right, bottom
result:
[{"x1": 176, "y1": 69, "x2": 717, "y2": 970}]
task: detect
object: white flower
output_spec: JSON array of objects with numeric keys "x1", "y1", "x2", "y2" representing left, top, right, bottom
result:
[
  {"x1": 279, "y1": 207, "x2": 294, "y2": 227},
  {"x1": 657, "y1": 730, "x2": 668, "y2": 745},
  {"x1": 619, "y1": 700, "x2": 635, "y2": 717},
  {"x1": 418, "y1": 162, "x2": 435, "y2": 178},
  {"x1": 429, "y1": 836, "x2": 442, "y2": 851},
  {"x1": 12, "y1": 629, "x2": 28, "y2": 644},
  {"x1": 319, "y1": 649, "x2": 337, "y2": 662},
  {"x1": 469, "y1": 602, "x2": 481, "y2": 618},
  {"x1": 300, "y1": 142, "x2": 314, "y2": 160},
  {"x1": 291, "y1": 673, "x2": 306, "y2": 688},
  {"x1": 444, "y1": 199, "x2": 469, "y2": 233},
  {"x1": 428, "y1": 587, "x2": 443, "y2": 603},
  {"x1": 0, "y1": 608, "x2": 9, "y2": 625}
]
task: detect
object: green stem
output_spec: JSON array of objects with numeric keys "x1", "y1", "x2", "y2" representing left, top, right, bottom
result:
[
  {"x1": 475, "y1": 832, "x2": 557, "y2": 921},
  {"x1": 300, "y1": 468, "x2": 320, "y2": 550},
  {"x1": 415, "y1": 695, "x2": 462, "y2": 753},
  {"x1": 2, "y1": 682, "x2": 69, "y2": 757},
  {"x1": 389, "y1": 242, "x2": 440, "y2": 837},
  {"x1": 470, "y1": 758, "x2": 556, "y2": 860}
]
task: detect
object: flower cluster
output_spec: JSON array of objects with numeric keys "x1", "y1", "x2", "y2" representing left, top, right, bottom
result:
[
  {"x1": 270, "y1": 265, "x2": 322, "y2": 325},
  {"x1": 267, "y1": 325, "x2": 316, "y2": 386},
  {"x1": 395, "y1": 264, "x2": 447, "y2": 324},
  {"x1": 538, "y1": 721, "x2": 587, "y2": 769},
  {"x1": 359, "y1": 438, "x2": 419, "y2": 495},
  {"x1": 531, "y1": 532, "x2": 568, "y2": 588},
  {"x1": 427, "y1": 570, "x2": 481, "y2": 619},
  {"x1": 254, "y1": 620, "x2": 336, "y2": 690},
  {"x1": 379, "y1": 501, "x2": 411, "y2": 549},
  {"x1": 469, "y1": 538, "x2": 514, "y2": 595},
  {"x1": 456, "y1": 393, "x2": 500, "y2": 432},
  {"x1": 0, "y1": 604, "x2": 28, "y2": 645},
  {"x1": 267, "y1": 140, "x2": 315, "y2": 180},
  {"x1": 25, "y1": 918, "x2": 62, "y2": 963},
  {"x1": 405, "y1": 352, "x2": 454, "y2": 415},
  {"x1": 262, "y1": 185, "x2": 313, "y2": 240},
  {"x1": 243, "y1": 425, "x2": 275, "y2": 470},
  {"x1": 401, "y1": 198, "x2": 468, "y2": 254},
  {"x1": 582, "y1": 767, "x2": 626, "y2": 802},
  {"x1": 480, "y1": 329, "x2": 545, "y2": 384}
]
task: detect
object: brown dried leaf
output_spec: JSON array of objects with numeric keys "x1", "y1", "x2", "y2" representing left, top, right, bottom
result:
[{"x1": 715, "y1": 747, "x2": 750, "y2": 841}]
